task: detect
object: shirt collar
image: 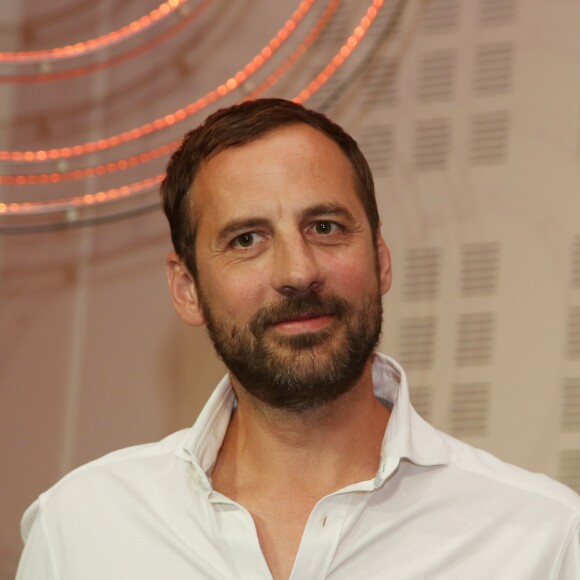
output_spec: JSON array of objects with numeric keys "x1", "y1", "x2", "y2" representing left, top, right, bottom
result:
[
  {"x1": 180, "y1": 353, "x2": 449, "y2": 487},
  {"x1": 371, "y1": 353, "x2": 448, "y2": 486},
  {"x1": 181, "y1": 373, "x2": 236, "y2": 487}
]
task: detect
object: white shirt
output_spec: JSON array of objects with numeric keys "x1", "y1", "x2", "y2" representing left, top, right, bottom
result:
[{"x1": 17, "y1": 354, "x2": 580, "y2": 579}]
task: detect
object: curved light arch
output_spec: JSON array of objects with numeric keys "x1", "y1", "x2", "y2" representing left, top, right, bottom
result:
[
  {"x1": 0, "y1": 0, "x2": 188, "y2": 64},
  {"x1": 1, "y1": 0, "x2": 340, "y2": 185},
  {"x1": 0, "y1": 0, "x2": 316, "y2": 162},
  {"x1": 0, "y1": 0, "x2": 388, "y2": 221},
  {"x1": 0, "y1": 0, "x2": 213, "y2": 83}
]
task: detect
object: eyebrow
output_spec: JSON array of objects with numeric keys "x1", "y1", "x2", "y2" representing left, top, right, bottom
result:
[
  {"x1": 216, "y1": 202, "x2": 356, "y2": 244},
  {"x1": 300, "y1": 202, "x2": 355, "y2": 223}
]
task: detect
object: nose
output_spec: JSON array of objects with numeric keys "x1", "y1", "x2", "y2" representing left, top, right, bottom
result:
[{"x1": 271, "y1": 235, "x2": 323, "y2": 297}]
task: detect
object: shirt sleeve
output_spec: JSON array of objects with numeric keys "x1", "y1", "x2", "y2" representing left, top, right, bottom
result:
[{"x1": 16, "y1": 499, "x2": 59, "y2": 580}]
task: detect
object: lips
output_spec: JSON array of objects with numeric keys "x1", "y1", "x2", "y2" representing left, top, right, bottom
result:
[
  {"x1": 273, "y1": 313, "x2": 335, "y2": 335},
  {"x1": 277, "y1": 311, "x2": 332, "y2": 324},
  {"x1": 249, "y1": 293, "x2": 347, "y2": 338}
]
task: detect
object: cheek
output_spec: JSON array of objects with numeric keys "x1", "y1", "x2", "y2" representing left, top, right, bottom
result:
[
  {"x1": 205, "y1": 267, "x2": 270, "y2": 318},
  {"x1": 325, "y1": 248, "x2": 378, "y2": 294}
]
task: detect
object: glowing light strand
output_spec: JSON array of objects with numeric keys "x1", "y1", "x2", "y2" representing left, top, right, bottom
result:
[
  {"x1": 0, "y1": 0, "x2": 315, "y2": 163},
  {"x1": 1, "y1": 0, "x2": 340, "y2": 185},
  {"x1": 0, "y1": 0, "x2": 213, "y2": 83},
  {"x1": 245, "y1": 0, "x2": 339, "y2": 100},
  {"x1": 0, "y1": 141, "x2": 180, "y2": 185},
  {"x1": 0, "y1": 176, "x2": 163, "y2": 217},
  {"x1": 0, "y1": 0, "x2": 187, "y2": 63},
  {"x1": 294, "y1": 0, "x2": 384, "y2": 103},
  {"x1": 0, "y1": 0, "x2": 385, "y2": 217}
]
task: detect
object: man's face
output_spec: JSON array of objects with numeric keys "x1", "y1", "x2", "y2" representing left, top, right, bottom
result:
[{"x1": 179, "y1": 124, "x2": 391, "y2": 411}]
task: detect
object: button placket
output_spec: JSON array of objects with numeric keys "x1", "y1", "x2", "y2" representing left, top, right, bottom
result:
[
  {"x1": 212, "y1": 500, "x2": 273, "y2": 579},
  {"x1": 289, "y1": 494, "x2": 353, "y2": 580}
]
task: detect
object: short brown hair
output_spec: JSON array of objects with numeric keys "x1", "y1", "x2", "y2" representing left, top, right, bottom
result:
[{"x1": 161, "y1": 98, "x2": 379, "y2": 277}]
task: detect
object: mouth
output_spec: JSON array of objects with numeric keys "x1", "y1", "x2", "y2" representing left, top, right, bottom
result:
[{"x1": 272, "y1": 313, "x2": 336, "y2": 335}]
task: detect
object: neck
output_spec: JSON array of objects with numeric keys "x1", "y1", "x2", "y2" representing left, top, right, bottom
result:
[{"x1": 212, "y1": 358, "x2": 390, "y2": 498}]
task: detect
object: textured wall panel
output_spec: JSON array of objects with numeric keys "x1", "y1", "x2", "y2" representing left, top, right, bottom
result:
[{"x1": 451, "y1": 382, "x2": 490, "y2": 436}]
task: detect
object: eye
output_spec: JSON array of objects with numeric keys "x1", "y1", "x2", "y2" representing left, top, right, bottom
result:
[
  {"x1": 312, "y1": 221, "x2": 341, "y2": 235},
  {"x1": 231, "y1": 232, "x2": 263, "y2": 249}
]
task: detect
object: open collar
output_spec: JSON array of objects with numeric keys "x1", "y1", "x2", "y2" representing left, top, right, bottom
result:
[
  {"x1": 181, "y1": 353, "x2": 449, "y2": 489},
  {"x1": 372, "y1": 353, "x2": 448, "y2": 487}
]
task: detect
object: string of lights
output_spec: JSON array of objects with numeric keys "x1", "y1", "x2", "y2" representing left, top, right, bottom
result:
[
  {"x1": 0, "y1": 0, "x2": 400, "y2": 233},
  {"x1": 295, "y1": 0, "x2": 384, "y2": 103},
  {"x1": 245, "y1": 0, "x2": 339, "y2": 101},
  {"x1": 0, "y1": 0, "x2": 213, "y2": 83},
  {"x1": 0, "y1": 175, "x2": 163, "y2": 216},
  {"x1": 317, "y1": 0, "x2": 408, "y2": 112},
  {"x1": 0, "y1": 0, "x2": 188, "y2": 64},
  {"x1": 0, "y1": 0, "x2": 316, "y2": 163},
  {"x1": 0, "y1": 141, "x2": 180, "y2": 185},
  {"x1": 0, "y1": 0, "x2": 340, "y2": 185}
]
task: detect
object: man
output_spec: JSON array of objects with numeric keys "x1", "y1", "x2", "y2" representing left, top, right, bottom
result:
[{"x1": 17, "y1": 99, "x2": 580, "y2": 579}]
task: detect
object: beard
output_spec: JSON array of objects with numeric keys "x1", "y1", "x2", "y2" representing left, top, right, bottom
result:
[{"x1": 197, "y1": 283, "x2": 383, "y2": 413}]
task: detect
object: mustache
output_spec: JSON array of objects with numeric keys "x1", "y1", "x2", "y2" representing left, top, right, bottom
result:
[{"x1": 249, "y1": 293, "x2": 349, "y2": 335}]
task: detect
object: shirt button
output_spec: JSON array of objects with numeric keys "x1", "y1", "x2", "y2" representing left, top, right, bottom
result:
[{"x1": 322, "y1": 515, "x2": 328, "y2": 528}]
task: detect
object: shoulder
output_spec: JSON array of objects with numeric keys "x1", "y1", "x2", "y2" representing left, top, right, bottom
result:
[
  {"x1": 436, "y1": 428, "x2": 580, "y2": 512},
  {"x1": 55, "y1": 428, "x2": 191, "y2": 485},
  {"x1": 22, "y1": 429, "x2": 192, "y2": 540}
]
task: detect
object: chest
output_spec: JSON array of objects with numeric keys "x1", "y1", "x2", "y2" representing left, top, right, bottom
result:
[
  {"x1": 53, "y1": 470, "x2": 571, "y2": 580},
  {"x1": 250, "y1": 501, "x2": 312, "y2": 580},
  {"x1": 210, "y1": 486, "x2": 360, "y2": 580},
  {"x1": 205, "y1": 491, "x2": 566, "y2": 580}
]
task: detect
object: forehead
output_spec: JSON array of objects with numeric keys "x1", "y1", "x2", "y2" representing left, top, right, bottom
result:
[{"x1": 190, "y1": 124, "x2": 362, "y2": 226}]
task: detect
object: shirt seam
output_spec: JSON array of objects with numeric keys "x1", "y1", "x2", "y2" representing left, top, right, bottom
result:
[{"x1": 549, "y1": 509, "x2": 580, "y2": 579}]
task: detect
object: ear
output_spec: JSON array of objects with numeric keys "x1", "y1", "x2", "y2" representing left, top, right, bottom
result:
[
  {"x1": 166, "y1": 252, "x2": 205, "y2": 326},
  {"x1": 375, "y1": 229, "x2": 392, "y2": 296}
]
